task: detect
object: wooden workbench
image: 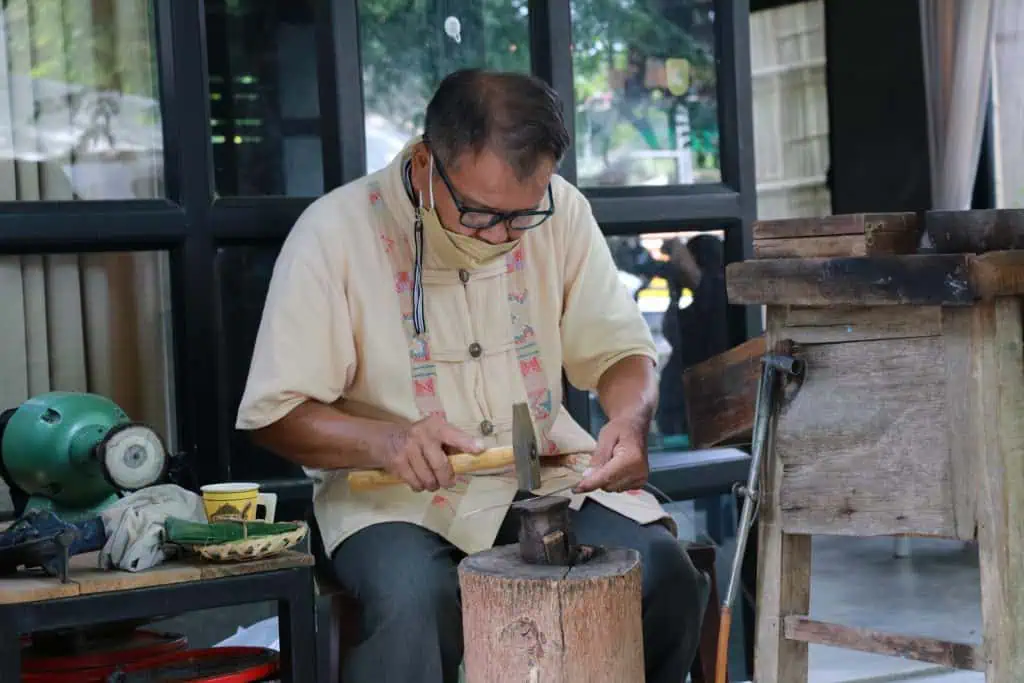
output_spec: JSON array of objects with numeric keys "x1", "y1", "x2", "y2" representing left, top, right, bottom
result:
[
  {"x1": 0, "y1": 548, "x2": 316, "y2": 681},
  {"x1": 727, "y1": 211, "x2": 1024, "y2": 682}
]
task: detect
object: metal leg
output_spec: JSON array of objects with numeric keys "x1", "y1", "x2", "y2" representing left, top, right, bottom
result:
[
  {"x1": 278, "y1": 568, "x2": 317, "y2": 683},
  {"x1": 893, "y1": 535, "x2": 912, "y2": 558},
  {"x1": 0, "y1": 619, "x2": 21, "y2": 682}
]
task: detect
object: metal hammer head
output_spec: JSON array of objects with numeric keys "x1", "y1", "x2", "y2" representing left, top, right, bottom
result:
[{"x1": 512, "y1": 402, "x2": 541, "y2": 492}]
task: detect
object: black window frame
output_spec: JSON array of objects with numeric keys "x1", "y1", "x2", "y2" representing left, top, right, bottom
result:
[{"x1": 0, "y1": 0, "x2": 758, "y2": 488}]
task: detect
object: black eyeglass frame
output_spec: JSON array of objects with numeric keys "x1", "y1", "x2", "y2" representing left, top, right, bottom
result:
[{"x1": 424, "y1": 143, "x2": 556, "y2": 231}]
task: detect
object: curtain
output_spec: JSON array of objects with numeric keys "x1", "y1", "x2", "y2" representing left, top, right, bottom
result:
[
  {"x1": 0, "y1": 0, "x2": 174, "y2": 512},
  {"x1": 919, "y1": 0, "x2": 998, "y2": 214},
  {"x1": 991, "y1": 0, "x2": 1024, "y2": 207}
]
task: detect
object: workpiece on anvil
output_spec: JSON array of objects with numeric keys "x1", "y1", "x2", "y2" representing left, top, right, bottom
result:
[
  {"x1": 726, "y1": 210, "x2": 1024, "y2": 683},
  {"x1": 458, "y1": 496, "x2": 643, "y2": 683}
]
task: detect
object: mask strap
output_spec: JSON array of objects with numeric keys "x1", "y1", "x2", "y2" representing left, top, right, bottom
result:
[
  {"x1": 412, "y1": 175, "x2": 427, "y2": 335},
  {"x1": 427, "y1": 156, "x2": 436, "y2": 211}
]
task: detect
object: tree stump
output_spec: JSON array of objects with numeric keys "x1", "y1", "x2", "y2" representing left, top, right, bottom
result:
[{"x1": 458, "y1": 497, "x2": 645, "y2": 683}]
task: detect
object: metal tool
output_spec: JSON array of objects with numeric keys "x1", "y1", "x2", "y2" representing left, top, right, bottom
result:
[
  {"x1": 0, "y1": 392, "x2": 169, "y2": 521},
  {"x1": 715, "y1": 347, "x2": 805, "y2": 683},
  {"x1": 511, "y1": 495, "x2": 596, "y2": 566},
  {"x1": 346, "y1": 401, "x2": 548, "y2": 492},
  {"x1": 0, "y1": 508, "x2": 107, "y2": 582}
]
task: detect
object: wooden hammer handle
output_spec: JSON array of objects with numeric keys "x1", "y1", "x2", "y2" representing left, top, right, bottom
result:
[
  {"x1": 714, "y1": 605, "x2": 732, "y2": 683},
  {"x1": 346, "y1": 446, "x2": 516, "y2": 492}
]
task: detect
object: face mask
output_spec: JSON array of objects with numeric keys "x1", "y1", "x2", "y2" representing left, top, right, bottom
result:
[{"x1": 418, "y1": 156, "x2": 519, "y2": 269}]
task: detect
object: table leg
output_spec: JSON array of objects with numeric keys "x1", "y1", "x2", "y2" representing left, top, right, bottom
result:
[
  {"x1": 278, "y1": 569, "x2": 317, "y2": 683},
  {"x1": 0, "y1": 621, "x2": 21, "y2": 682}
]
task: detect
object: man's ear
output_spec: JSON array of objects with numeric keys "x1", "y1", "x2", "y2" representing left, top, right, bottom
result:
[{"x1": 410, "y1": 142, "x2": 431, "y2": 171}]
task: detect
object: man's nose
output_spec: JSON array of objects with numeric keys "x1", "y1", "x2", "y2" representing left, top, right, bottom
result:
[{"x1": 478, "y1": 222, "x2": 510, "y2": 244}]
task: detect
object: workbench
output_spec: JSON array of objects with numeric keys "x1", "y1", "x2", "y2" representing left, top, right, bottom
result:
[
  {"x1": 0, "y1": 549, "x2": 317, "y2": 682},
  {"x1": 726, "y1": 210, "x2": 1024, "y2": 682}
]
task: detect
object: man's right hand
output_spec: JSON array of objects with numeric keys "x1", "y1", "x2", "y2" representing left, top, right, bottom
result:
[{"x1": 375, "y1": 415, "x2": 484, "y2": 492}]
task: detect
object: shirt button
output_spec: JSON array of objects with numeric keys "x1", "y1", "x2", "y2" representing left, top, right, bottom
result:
[
  {"x1": 468, "y1": 342, "x2": 482, "y2": 358},
  {"x1": 479, "y1": 420, "x2": 494, "y2": 436},
  {"x1": 458, "y1": 269, "x2": 470, "y2": 283}
]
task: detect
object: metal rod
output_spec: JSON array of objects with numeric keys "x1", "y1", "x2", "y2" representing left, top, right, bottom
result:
[{"x1": 722, "y1": 361, "x2": 776, "y2": 609}]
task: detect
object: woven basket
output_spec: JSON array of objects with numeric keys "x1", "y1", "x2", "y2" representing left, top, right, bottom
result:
[{"x1": 191, "y1": 522, "x2": 308, "y2": 563}]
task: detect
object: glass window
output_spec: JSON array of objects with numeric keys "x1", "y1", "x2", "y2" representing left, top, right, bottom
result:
[
  {"x1": 0, "y1": 0, "x2": 164, "y2": 200},
  {"x1": 205, "y1": 0, "x2": 324, "y2": 196},
  {"x1": 571, "y1": 0, "x2": 720, "y2": 188},
  {"x1": 589, "y1": 230, "x2": 728, "y2": 450},
  {"x1": 0, "y1": 250, "x2": 176, "y2": 514},
  {"x1": 360, "y1": 0, "x2": 532, "y2": 174}
]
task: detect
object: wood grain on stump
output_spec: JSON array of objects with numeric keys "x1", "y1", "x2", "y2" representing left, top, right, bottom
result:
[{"x1": 459, "y1": 545, "x2": 644, "y2": 683}]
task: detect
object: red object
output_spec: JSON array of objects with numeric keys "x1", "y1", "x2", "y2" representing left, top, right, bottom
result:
[
  {"x1": 23, "y1": 646, "x2": 278, "y2": 683},
  {"x1": 22, "y1": 628, "x2": 188, "y2": 674},
  {"x1": 103, "y1": 646, "x2": 280, "y2": 682}
]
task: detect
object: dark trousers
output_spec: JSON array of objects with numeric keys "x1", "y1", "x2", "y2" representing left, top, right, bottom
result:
[{"x1": 330, "y1": 499, "x2": 708, "y2": 683}]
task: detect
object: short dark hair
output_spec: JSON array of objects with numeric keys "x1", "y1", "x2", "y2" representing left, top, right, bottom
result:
[{"x1": 423, "y1": 69, "x2": 570, "y2": 181}]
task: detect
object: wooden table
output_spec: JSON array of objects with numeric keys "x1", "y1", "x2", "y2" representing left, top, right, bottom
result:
[
  {"x1": 727, "y1": 244, "x2": 1024, "y2": 682},
  {"x1": 0, "y1": 549, "x2": 316, "y2": 682}
]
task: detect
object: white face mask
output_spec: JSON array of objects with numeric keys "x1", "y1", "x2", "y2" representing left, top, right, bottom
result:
[{"x1": 417, "y1": 155, "x2": 519, "y2": 269}]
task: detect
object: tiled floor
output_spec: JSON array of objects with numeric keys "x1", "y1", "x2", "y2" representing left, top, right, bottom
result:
[{"x1": 669, "y1": 501, "x2": 985, "y2": 683}]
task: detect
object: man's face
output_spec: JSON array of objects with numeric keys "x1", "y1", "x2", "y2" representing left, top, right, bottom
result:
[{"x1": 411, "y1": 142, "x2": 554, "y2": 244}]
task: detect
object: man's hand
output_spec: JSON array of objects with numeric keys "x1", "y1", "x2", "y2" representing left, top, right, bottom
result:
[
  {"x1": 374, "y1": 415, "x2": 484, "y2": 492},
  {"x1": 574, "y1": 415, "x2": 650, "y2": 493}
]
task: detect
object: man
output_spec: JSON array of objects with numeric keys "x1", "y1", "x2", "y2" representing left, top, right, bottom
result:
[{"x1": 236, "y1": 69, "x2": 706, "y2": 683}]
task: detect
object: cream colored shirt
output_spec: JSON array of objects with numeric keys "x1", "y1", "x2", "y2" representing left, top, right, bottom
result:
[{"x1": 236, "y1": 142, "x2": 674, "y2": 556}]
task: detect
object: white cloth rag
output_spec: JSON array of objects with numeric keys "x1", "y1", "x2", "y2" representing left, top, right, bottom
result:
[{"x1": 99, "y1": 484, "x2": 207, "y2": 572}]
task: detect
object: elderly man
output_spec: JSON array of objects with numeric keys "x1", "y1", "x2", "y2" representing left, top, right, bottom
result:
[{"x1": 236, "y1": 69, "x2": 705, "y2": 683}]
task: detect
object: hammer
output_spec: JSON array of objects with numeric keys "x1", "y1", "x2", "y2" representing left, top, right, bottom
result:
[{"x1": 346, "y1": 402, "x2": 545, "y2": 492}]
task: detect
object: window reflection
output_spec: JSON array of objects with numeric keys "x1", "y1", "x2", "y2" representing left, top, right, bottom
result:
[
  {"x1": 205, "y1": 0, "x2": 324, "y2": 196},
  {"x1": 571, "y1": 0, "x2": 720, "y2": 188},
  {"x1": 360, "y1": 0, "x2": 532, "y2": 174},
  {"x1": 592, "y1": 231, "x2": 729, "y2": 448},
  {"x1": 0, "y1": 0, "x2": 163, "y2": 200}
]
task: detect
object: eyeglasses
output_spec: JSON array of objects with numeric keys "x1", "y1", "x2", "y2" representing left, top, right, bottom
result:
[{"x1": 427, "y1": 144, "x2": 555, "y2": 231}]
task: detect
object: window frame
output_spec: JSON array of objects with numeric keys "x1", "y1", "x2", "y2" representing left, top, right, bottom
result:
[{"x1": 0, "y1": 0, "x2": 758, "y2": 488}]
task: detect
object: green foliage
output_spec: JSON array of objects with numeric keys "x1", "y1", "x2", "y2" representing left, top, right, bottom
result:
[{"x1": 3, "y1": 0, "x2": 158, "y2": 97}]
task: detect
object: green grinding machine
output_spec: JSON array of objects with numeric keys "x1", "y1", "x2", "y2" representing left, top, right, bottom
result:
[{"x1": 0, "y1": 392, "x2": 169, "y2": 521}]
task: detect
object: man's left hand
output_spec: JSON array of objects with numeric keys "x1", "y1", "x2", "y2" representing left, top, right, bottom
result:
[{"x1": 574, "y1": 416, "x2": 650, "y2": 493}]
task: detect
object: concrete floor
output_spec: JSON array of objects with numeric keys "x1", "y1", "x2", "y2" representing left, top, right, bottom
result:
[{"x1": 668, "y1": 500, "x2": 985, "y2": 683}]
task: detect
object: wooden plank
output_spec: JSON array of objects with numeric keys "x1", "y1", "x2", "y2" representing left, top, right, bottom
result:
[
  {"x1": 69, "y1": 552, "x2": 203, "y2": 594},
  {"x1": 774, "y1": 336, "x2": 956, "y2": 537},
  {"x1": 779, "y1": 305, "x2": 942, "y2": 344},
  {"x1": 754, "y1": 218, "x2": 919, "y2": 259},
  {"x1": 754, "y1": 235, "x2": 867, "y2": 259},
  {"x1": 942, "y1": 308, "x2": 980, "y2": 540},
  {"x1": 0, "y1": 573, "x2": 81, "y2": 604},
  {"x1": 863, "y1": 221, "x2": 921, "y2": 255},
  {"x1": 925, "y1": 208, "x2": 1024, "y2": 253},
  {"x1": 966, "y1": 250, "x2": 1024, "y2": 299},
  {"x1": 756, "y1": 309, "x2": 811, "y2": 683},
  {"x1": 0, "y1": 551, "x2": 314, "y2": 603},
  {"x1": 782, "y1": 617, "x2": 983, "y2": 671},
  {"x1": 681, "y1": 335, "x2": 766, "y2": 448},
  {"x1": 728, "y1": 251, "x2": 1024, "y2": 307},
  {"x1": 753, "y1": 212, "x2": 917, "y2": 240},
  {"x1": 726, "y1": 254, "x2": 974, "y2": 307},
  {"x1": 972, "y1": 298, "x2": 1024, "y2": 681}
]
